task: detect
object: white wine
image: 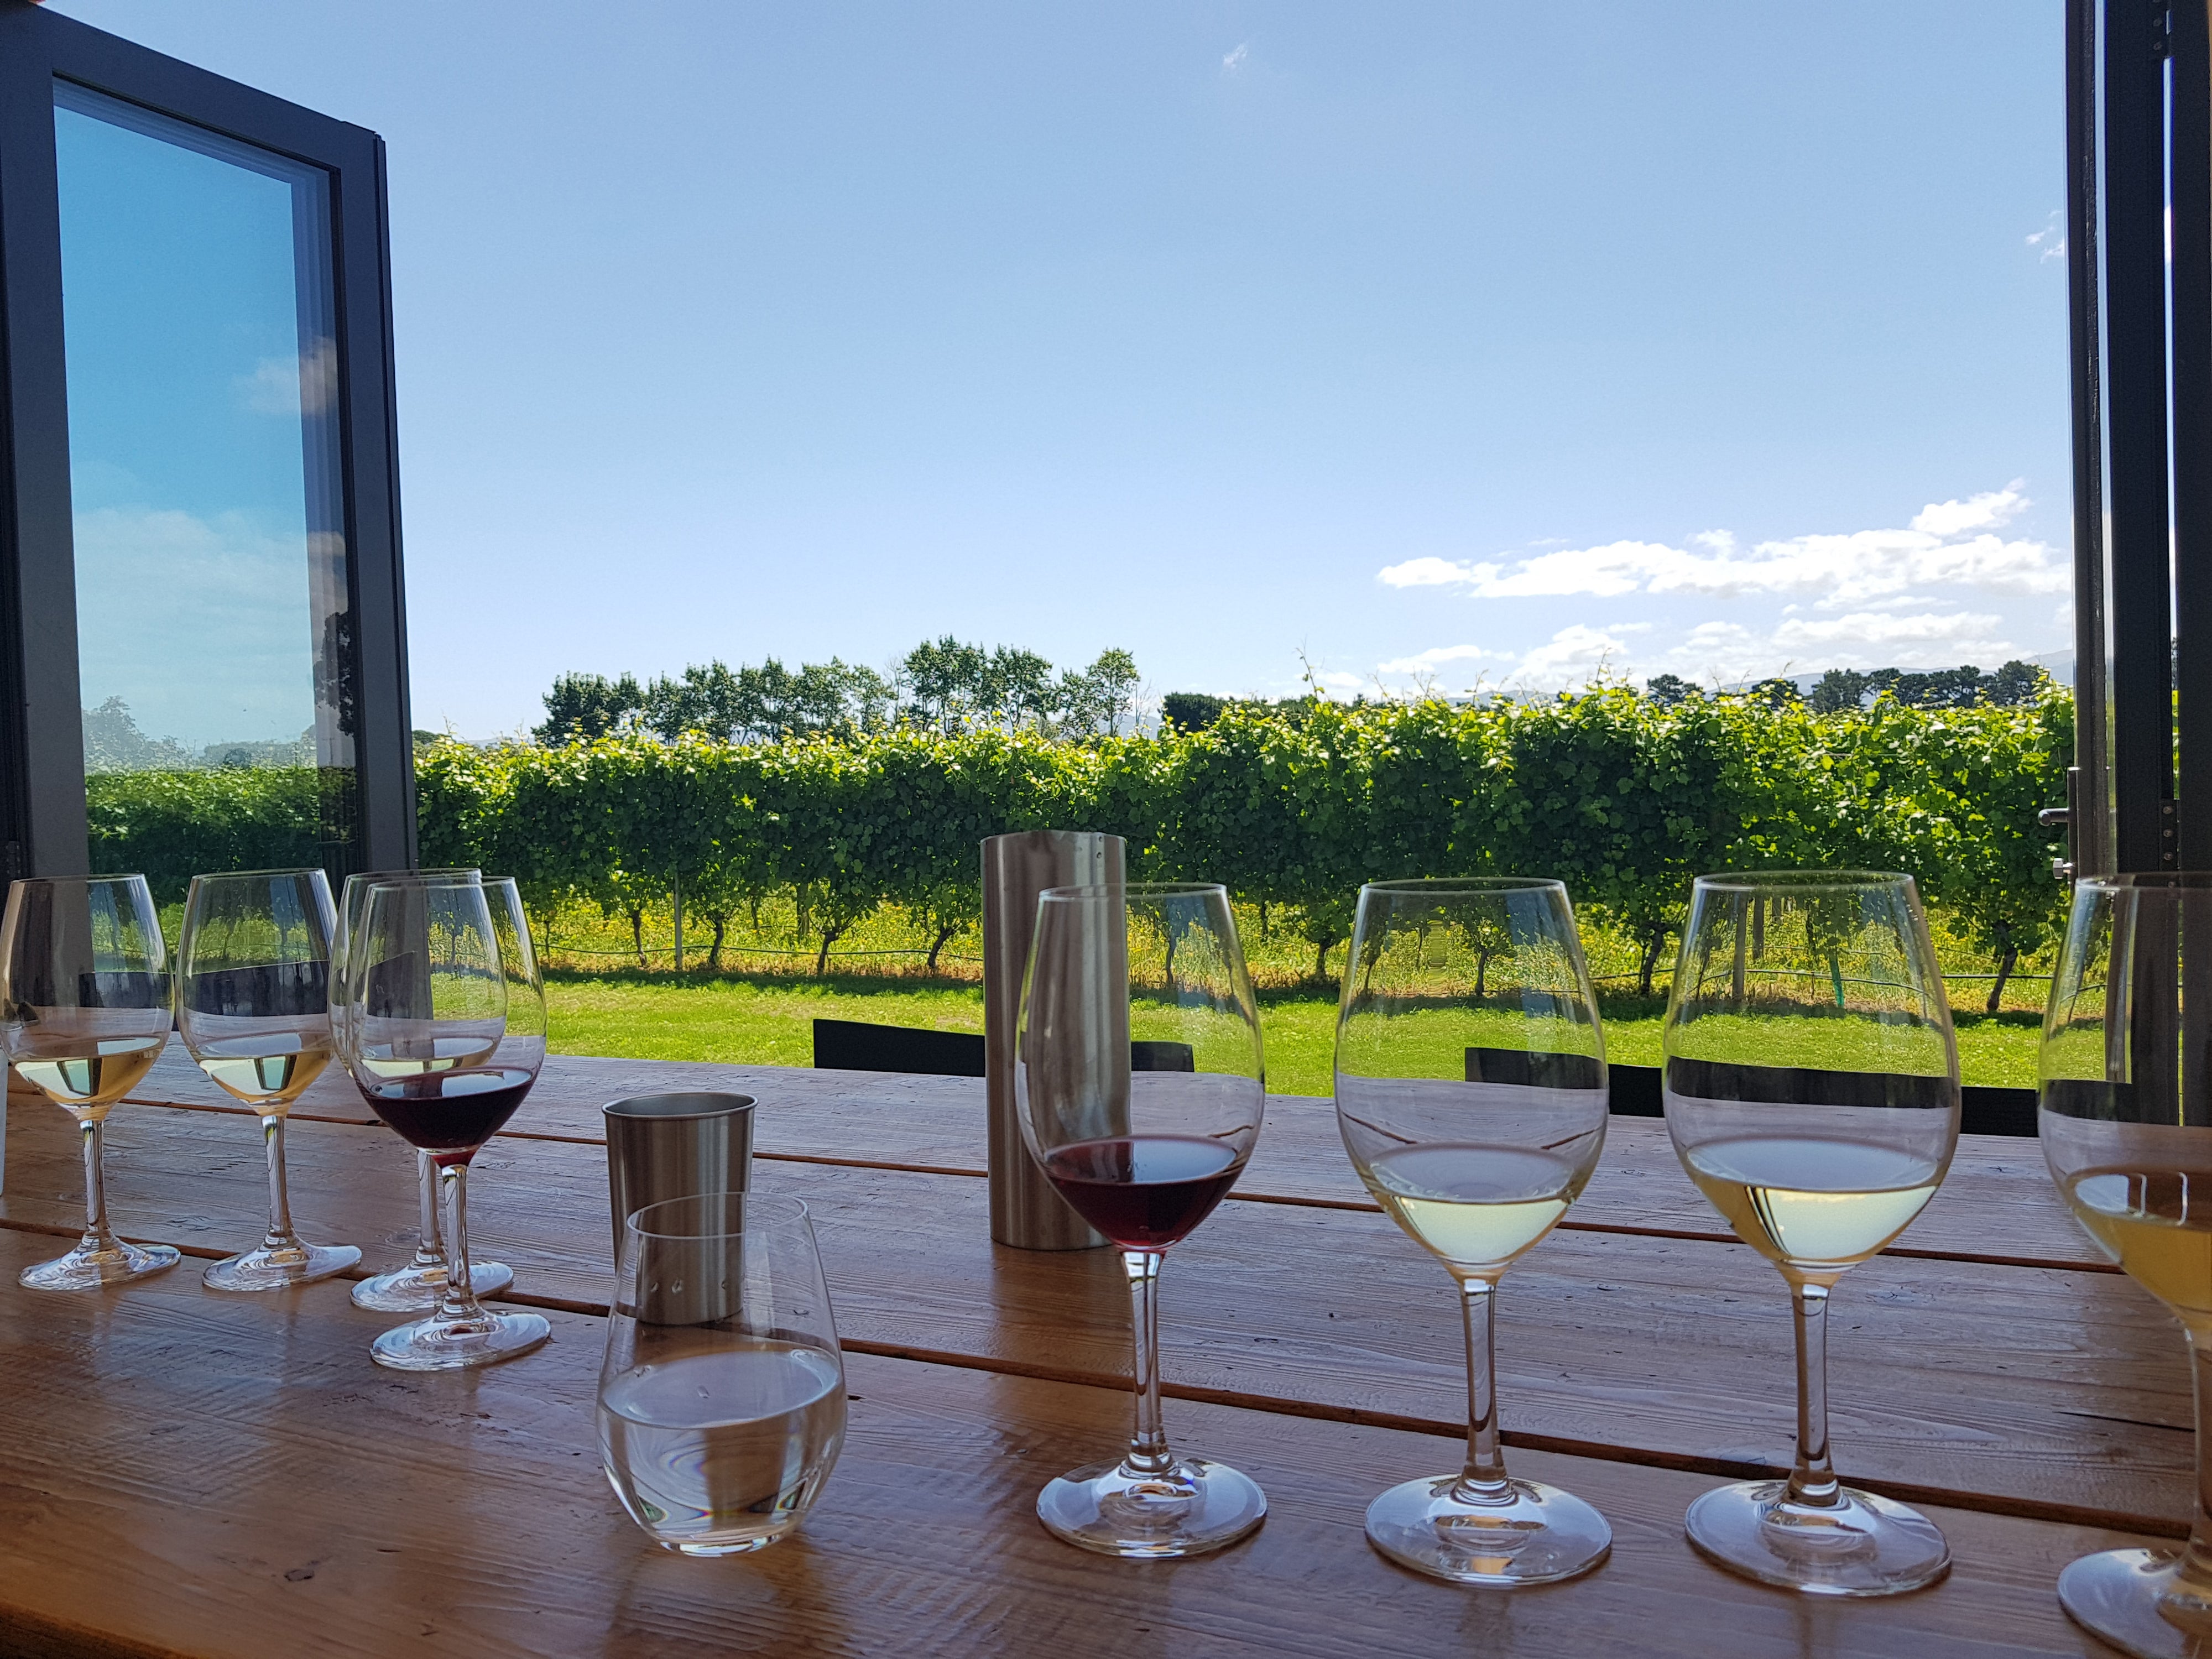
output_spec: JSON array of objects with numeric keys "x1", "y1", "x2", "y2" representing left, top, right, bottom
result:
[
  {"x1": 194, "y1": 1039, "x2": 331, "y2": 1108},
  {"x1": 13, "y1": 1035, "x2": 166, "y2": 1118},
  {"x1": 2064, "y1": 1168, "x2": 2212, "y2": 1322},
  {"x1": 1362, "y1": 1144, "x2": 1585, "y2": 1273},
  {"x1": 599, "y1": 1342, "x2": 846, "y2": 1553},
  {"x1": 1684, "y1": 1136, "x2": 1941, "y2": 1270}
]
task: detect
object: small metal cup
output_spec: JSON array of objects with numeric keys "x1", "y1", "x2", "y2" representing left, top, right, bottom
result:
[{"x1": 603, "y1": 1092, "x2": 756, "y2": 1269}]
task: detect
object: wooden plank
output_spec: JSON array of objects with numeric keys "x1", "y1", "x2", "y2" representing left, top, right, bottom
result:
[
  {"x1": 115, "y1": 1044, "x2": 2107, "y2": 1271},
  {"x1": 0, "y1": 1225, "x2": 2157, "y2": 1658},
  {"x1": 0, "y1": 1103, "x2": 2188, "y2": 1533}
]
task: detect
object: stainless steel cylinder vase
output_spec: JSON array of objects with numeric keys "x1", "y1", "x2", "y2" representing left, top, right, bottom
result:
[{"x1": 982, "y1": 831, "x2": 1119, "y2": 1250}]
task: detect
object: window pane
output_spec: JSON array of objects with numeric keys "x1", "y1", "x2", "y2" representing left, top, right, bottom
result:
[{"x1": 53, "y1": 80, "x2": 354, "y2": 893}]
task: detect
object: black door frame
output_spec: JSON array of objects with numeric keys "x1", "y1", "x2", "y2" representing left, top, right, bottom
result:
[
  {"x1": 0, "y1": 0, "x2": 415, "y2": 878},
  {"x1": 2070, "y1": 0, "x2": 2212, "y2": 876}
]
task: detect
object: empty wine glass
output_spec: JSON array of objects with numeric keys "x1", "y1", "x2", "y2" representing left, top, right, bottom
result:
[
  {"x1": 0, "y1": 874, "x2": 181, "y2": 1290},
  {"x1": 1334, "y1": 877, "x2": 1613, "y2": 1585},
  {"x1": 601, "y1": 1194, "x2": 846, "y2": 1554},
  {"x1": 332, "y1": 867, "x2": 513, "y2": 1312},
  {"x1": 1663, "y1": 870, "x2": 1959, "y2": 1596},
  {"x1": 338, "y1": 873, "x2": 549, "y2": 1370},
  {"x1": 1016, "y1": 881, "x2": 1267, "y2": 1557},
  {"x1": 2041, "y1": 874, "x2": 2212, "y2": 1658},
  {"x1": 176, "y1": 868, "x2": 360, "y2": 1290}
]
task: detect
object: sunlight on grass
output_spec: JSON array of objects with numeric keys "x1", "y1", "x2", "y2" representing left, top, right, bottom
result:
[{"x1": 548, "y1": 974, "x2": 2046, "y2": 1097}]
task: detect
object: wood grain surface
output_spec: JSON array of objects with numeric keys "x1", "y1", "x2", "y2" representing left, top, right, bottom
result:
[
  {"x1": 0, "y1": 1050, "x2": 2162, "y2": 1656},
  {"x1": 0, "y1": 1097, "x2": 2187, "y2": 1533},
  {"x1": 0, "y1": 1227, "x2": 2149, "y2": 1659}
]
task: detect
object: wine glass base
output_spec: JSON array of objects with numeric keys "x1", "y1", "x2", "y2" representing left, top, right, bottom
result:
[
  {"x1": 1685, "y1": 1479, "x2": 1950, "y2": 1597},
  {"x1": 1036, "y1": 1456, "x2": 1266, "y2": 1558},
  {"x1": 350, "y1": 1259, "x2": 515, "y2": 1312},
  {"x1": 203, "y1": 1241, "x2": 361, "y2": 1292},
  {"x1": 18, "y1": 1237, "x2": 180, "y2": 1291},
  {"x1": 2058, "y1": 1547, "x2": 2212, "y2": 1657},
  {"x1": 371, "y1": 1309, "x2": 551, "y2": 1371},
  {"x1": 1363, "y1": 1474, "x2": 1613, "y2": 1587}
]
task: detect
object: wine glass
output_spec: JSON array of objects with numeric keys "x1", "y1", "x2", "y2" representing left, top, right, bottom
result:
[
  {"x1": 1662, "y1": 870, "x2": 1959, "y2": 1596},
  {"x1": 0, "y1": 874, "x2": 181, "y2": 1290},
  {"x1": 2041, "y1": 873, "x2": 2212, "y2": 1657},
  {"x1": 338, "y1": 873, "x2": 549, "y2": 1370},
  {"x1": 600, "y1": 1194, "x2": 846, "y2": 1555},
  {"x1": 176, "y1": 868, "x2": 361, "y2": 1290},
  {"x1": 1015, "y1": 881, "x2": 1267, "y2": 1557},
  {"x1": 333, "y1": 867, "x2": 513, "y2": 1312},
  {"x1": 1334, "y1": 877, "x2": 1613, "y2": 1585}
]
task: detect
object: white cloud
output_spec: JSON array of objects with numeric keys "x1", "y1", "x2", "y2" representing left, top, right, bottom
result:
[
  {"x1": 1908, "y1": 483, "x2": 2025, "y2": 537},
  {"x1": 238, "y1": 336, "x2": 338, "y2": 419},
  {"x1": 1319, "y1": 670, "x2": 1363, "y2": 690},
  {"x1": 1376, "y1": 643, "x2": 1496, "y2": 674},
  {"x1": 1378, "y1": 555, "x2": 1498, "y2": 589},
  {"x1": 1222, "y1": 42, "x2": 1249, "y2": 71},
  {"x1": 2026, "y1": 209, "x2": 2066, "y2": 264},
  {"x1": 1373, "y1": 481, "x2": 2061, "y2": 611}
]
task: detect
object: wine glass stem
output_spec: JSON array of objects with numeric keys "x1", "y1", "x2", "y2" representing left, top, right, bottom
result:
[
  {"x1": 260, "y1": 1114, "x2": 300, "y2": 1250},
  {"x1": 1453, "y1": 1276, "x2": 1511, "y2": 1501},
  {"x1": 1787, "y1": 1280, "x2": 1841, "y2": 1507},
  {"x1": 2175, "y1": 1331, "x2": 2212, "y2": 1604},
  {"x1": 1121, "y1": 1249, "x2": 1173, "y2": 1476},
  {"x1": 409, "y1": 1150, "x2": 446, "y2": 1272},
  {"x1": 435, "y1": 1161, "x2": 486, "y2": 1322},
  {"x1": 79, "y1": 1116, "x2": 116, "y2": 1252}
]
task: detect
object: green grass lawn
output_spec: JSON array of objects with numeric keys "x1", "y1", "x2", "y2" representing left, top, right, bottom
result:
[{"x1": 547, "y1": 972, "x2": 2045, "y2": 1096}]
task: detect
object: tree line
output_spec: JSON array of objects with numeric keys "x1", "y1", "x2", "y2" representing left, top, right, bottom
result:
[
  {"x1": 369, "y1": 681, "x2": 2070, "y2": 1008},
  {"x1": 535, "y1": 638, "x2": 1142, "y2": 747}
]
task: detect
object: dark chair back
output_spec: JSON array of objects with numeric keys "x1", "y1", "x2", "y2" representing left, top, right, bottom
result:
[{"x1": 812, "y1": 1019, "x2": 985, "y2": 1078}]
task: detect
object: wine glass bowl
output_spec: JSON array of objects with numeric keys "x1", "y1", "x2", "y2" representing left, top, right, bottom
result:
[
  {"x1": 176, "y1": 868, "x2": 361, "y2": 1291},
  {"x1": 338, "y1": 874, "x2": 549, "y2": 1370},
  {"x1": 1333, "y1": 877, "x2": 1612, "y2": 1587},
  {"x1": 0, "y1": 874, "x2": 181, "y2": 1290},
  {"x1": 2041, "y1": 874, "x2": 2212, "y2": 1658},
  {"x1": 1662, "y1": 870, "x2": 1958, "y2": 1597},
  {"x1": 1016, "y1": 881, "x2": 1267, "y2": 1558}
]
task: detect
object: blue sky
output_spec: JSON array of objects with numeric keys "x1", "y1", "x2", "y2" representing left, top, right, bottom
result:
[{"x1": 50, "y1": 1, "x2": 2072, "y2": 734}]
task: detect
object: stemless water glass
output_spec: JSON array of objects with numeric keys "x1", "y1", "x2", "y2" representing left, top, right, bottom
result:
[
  {"x1": 0, "y1": 874, "x2": 181, "y2": 1290},
  {"x1": 600, "y1": 1193, "x2": 846, "y2": 1555},
  {"x1": 338, "y1": 873, "x2": 550, "y2": 1370},
  {"x1": 176, "y1": 868, "x2": 360, "y2": 1291},
  {"x1": 2041, "y1": 873, "x2": 2212, "y2": 1658},
  {"x1": 1334, "y1": 878, "x2": 1613, "y2": 1585},
  {"x1": 1016, "y1": 881, "x2": 1267, "y2": 1558},
  {"x1": 333, "y1": 867, "x2": 512, "y2": 1311},
  {"x1": 1662, "y1": 870, "x2": 1959, "y2": 1596}
]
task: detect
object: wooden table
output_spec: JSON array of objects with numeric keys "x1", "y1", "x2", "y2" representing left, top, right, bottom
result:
[{"x1": 0, "y1": 1041, "x2": 2171, "y2": 1656}]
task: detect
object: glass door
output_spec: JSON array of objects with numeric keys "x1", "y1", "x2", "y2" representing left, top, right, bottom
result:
[
  {"x1": 0, "y1": 3, "x2": 414, "y2": 889},
  {"x1": 55, "y1": 84, "x2": 356, "y2": 893}
]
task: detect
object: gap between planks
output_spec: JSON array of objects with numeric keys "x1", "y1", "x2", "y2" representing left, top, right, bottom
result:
[{"x1": 112, "y1": 1094, "x2": 2119, "y2": 1277}]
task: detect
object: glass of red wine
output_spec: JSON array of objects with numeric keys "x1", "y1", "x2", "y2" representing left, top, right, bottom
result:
[
  {"x1": 1015, "y1": 880, "x2": 1267, "y2": 1557},
  {"x1": 338, "y1": 873, "x2": 549, "y2": 1371}
]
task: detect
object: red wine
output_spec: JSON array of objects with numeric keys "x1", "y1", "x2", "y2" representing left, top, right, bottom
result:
[
  {"x1": 364, "y1": 1067, "x2": 534, "y2": 1162},
  {"x1": 1041, "y1": 1135, "x2": 1243, "y2": 1249}
]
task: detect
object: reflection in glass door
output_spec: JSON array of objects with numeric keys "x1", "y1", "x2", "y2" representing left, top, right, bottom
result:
[{"x1": 53, "y1": 81, "x2": 354, "y2": 896}]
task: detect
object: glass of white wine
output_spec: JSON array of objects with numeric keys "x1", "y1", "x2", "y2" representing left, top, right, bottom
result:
[
  {"x1": 2041, "y1": 873, "x2": 2212, "y2": 1658},
  {"x1": 176, "y1": 868, "x2": 361, "y2": 1291},
  {"x1": 1333, "y1": 877, "x2": 1613, "y2": 1585},
  {"x1": 1662, "y1": 870, "x2": 1958, "y2": 1596},
  {"x1": 0, "y1": 874, "x2": 181, "y2": 1290}
]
